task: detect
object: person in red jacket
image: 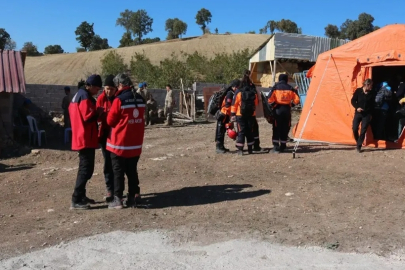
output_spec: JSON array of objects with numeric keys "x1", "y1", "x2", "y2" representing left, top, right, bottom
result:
[
  {"x1": 69, "y1": 74, "x2": 102, "y2": 210},
  {"x1": 96, "y1": 75, "x2": 117, "y2": 202},
  {"x1": 106, "y1": 73, "x2": 146, "y2": 209}
]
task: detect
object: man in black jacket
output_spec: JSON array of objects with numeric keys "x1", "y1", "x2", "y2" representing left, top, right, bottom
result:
[{"x1": 351, "y1": 79, "x2": 375, "y2": 153}]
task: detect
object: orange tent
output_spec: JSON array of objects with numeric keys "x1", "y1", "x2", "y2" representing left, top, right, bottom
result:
[{"x1": 293, "y1": 24, "x2": 405, "y2": 149}]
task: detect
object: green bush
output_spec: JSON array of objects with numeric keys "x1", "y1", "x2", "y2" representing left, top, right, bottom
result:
[
  {"x1": 126, "y1": 49, "x2": 253, "y2": 89},
  {"x1": 100, "y1": 50, "x2": 128, "y2": 77}
]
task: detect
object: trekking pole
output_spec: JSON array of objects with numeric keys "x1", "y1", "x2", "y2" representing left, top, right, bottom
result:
[{"x1": 292, "y1": 54, "x2": 332, "y2": 159}]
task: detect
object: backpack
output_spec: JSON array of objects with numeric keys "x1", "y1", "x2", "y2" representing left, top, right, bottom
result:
[
  {"x1": 207, "y1": 86, "x2": 231, "y2": 116},
  {"x1": 240, "y1": 85, "x2": 256, "y2": 116},
  {"x1": 375, "y1": 82, "x2": 392, "y2": 108}
]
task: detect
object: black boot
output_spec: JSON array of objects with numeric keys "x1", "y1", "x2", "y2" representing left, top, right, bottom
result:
[
  {"x1": 279, "y1": 143, "x2": 287, "y2": 153},
  {"x1": 248, "y1": 145, "x2": 253, "y2": 154},
  {"x1": 271, "y1": 143, "x2": 280, "y2": 153},
  {"x1": 216, "y1": 143, "x2": 226, "y2": 154}
]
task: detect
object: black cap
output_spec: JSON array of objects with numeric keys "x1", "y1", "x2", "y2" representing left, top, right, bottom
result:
[
  {"x1": 279, "y1": 74, "x2": 288, "y2": 82},
  {"x1": 86, "y1": 74, "x2": 102, "y2": 88},
  {"x1": 64, "y1": 86, "x2": 70, "y2": 91},
  {"x1": 230, "y1": 79, "x2": 241, "y2": 87},
  {"x1": 104, "y1": 74, "x2": 115, "y2": 87}
]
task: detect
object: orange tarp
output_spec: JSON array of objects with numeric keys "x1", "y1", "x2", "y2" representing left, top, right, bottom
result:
[{"x1": 293, "y1": 24, "x2": 405, "y2": 149}]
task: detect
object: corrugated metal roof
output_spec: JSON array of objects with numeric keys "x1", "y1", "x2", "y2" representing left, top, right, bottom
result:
[
  {"x1": 250, "y1": 33, "x2": 349, "y2": 63},
  {"x1": 0, "y1": 50, "x2": 26, "y2": 93}
]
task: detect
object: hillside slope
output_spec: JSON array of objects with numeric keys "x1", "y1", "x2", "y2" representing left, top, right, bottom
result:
[{"x1": 24, "y1": 34, "x2": 270, "y2": 85}]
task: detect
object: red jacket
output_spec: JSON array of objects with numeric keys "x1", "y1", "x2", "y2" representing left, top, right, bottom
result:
[
  {"x1": 96, "y1": 91, "x2": 115, "y2": 141},
  {"x1": 106, "y1": 87, "x2": 145, "y2": 157},
  {"x1": 69, "y1": 88, "x2": 99, "y2": 150}
]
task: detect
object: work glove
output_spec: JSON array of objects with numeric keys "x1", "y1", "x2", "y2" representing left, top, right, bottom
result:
[{"x1": 230, "y1": 116, "x2": 236, "y2": 122}]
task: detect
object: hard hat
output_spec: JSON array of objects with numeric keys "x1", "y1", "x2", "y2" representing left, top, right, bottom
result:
[{"x1": 227, "y1": 129, "x2": 237, "y2": 140}]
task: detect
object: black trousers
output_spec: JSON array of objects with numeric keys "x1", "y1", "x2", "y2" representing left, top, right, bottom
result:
[
  {"x1": 100, "y1": 139, "x2": 114, "y2": 193},
  {"x1": 236, "y1": 116, "x2": 254, "y2": 150},
  {"x1": 272, "y1": 107, "x2": 291, "y2": 147},
  {"x1": 352, "y1": 112, "x2": 372, "y2": 148},
  {"x1": 72, "y1": 148, "x2": 95, "y2": 203},
  {"x1": 215, "y1": 113, "x2": 229, "y2": 144},
  {"x1": 110, "y1": 153, "x2": 140, "y2": 199},
  {"x1": 252, "y1": 117, "x2": 260, "y2": 148},
  {"x1": 371, "y1": 109, "x2": 387, "y2": 140}
]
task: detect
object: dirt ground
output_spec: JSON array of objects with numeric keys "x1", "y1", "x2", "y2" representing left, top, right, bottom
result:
[{"x1": 1, "y1": 117, "x2": 405, "y2": 261}]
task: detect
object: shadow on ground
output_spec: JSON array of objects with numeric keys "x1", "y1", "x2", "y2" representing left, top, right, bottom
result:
[
  {"x1": 0, "y1": 163, "x2": 35, "y2": 173},
  {"x1": 141, "y1": 184, "x2": 271, "y2": 209}
]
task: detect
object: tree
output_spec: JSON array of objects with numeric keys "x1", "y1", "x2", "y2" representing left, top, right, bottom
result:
[
  {"x1": 75, "y1": 21, "x2": 95, "y2": 51},
  {"x1": 89, "y1": 35, "x2": 110, "y2": 51},
  {"x1": 129, "y1": 9, "x2": 153, "y2": 44},
  {"x1": 4, "y1": 39, "x2": 16, "y2": 50},
  {"x1": 116, "y1": 9, "x2": 133, "y2": 34},
  {"x1": 326, "y1": 13, "x2": 379, "y2": 40},
  {"x1": 44, "y1": 44, "x2": 64, "y2": 54},
  {"x1": 215, "y1": 28, "x2": 218, "y2": 34},
  {"x1": 165, "y1": 18, "x2": 188, "y2": 39},
  {"x1": 247, "y1": 30, "x2": 256, "y2": 34},
  {"x1": 277, "y1": 19, "x2": 300, "y2": 33},
  {"x1": 22, "y1": 42, "x2": 41, "y2": 56},
  {"x1": 196, "y1": 8, "x2": 212, "y2": 34},
  {"x1": 100, "y1": 50, "x2": 128, "y2": 76},
  {"x1": 260, "y1": 19, "x2": 301, "y2": 34},
  {"x1": 0, "y1": 28, "x2": 11, "y2": 50},
  {"x1": 76, "y1": 47, "x2": 86, "y2": 52},
  {"x1": 119, "y1": 32, "x2": 133, "y2": 48},
  {"x1": 324, "y1": 24, "x2": 340, "y2": 38}
]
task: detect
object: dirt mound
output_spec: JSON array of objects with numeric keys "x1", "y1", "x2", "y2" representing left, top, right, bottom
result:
[{"x1": 24, "y1": 34, "x2": 270, "y2": 85}]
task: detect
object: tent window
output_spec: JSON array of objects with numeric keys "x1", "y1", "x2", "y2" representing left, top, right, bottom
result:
[{"x1": 370, "y1": 65, "x2": 405, "y2": 141}]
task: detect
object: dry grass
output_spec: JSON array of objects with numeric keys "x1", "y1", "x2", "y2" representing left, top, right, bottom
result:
[{"x1": 24, "y1": 34, "x2": 270, "y2": 85}]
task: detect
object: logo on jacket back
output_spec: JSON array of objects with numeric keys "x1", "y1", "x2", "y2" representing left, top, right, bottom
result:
[{"x1": 133, "y1": 108, "x2": 139, "y2": 118}]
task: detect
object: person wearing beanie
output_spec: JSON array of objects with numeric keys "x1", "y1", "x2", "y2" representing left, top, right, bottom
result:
[
  {"x1": 69, "y1": 74, "x2": 103, "y2": 210},
  {"x1": 61, "y1": 86, "x2": 72, "y2": 128},
  {"x1": 137, "y1": 82, "x2": 153, "y2": 126},
  {"x1": 96, "y1": 74, "x2": 117, "y2": 202},
  {"x1": 267, "y1": 73, "x2": 300, "y2": 153}
]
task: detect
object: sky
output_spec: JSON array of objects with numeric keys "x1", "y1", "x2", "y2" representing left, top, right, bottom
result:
[{"x1": 2, "y1": 0, "x2": 405, "y2": 53}]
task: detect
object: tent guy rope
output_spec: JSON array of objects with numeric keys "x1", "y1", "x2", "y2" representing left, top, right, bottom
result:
[{"x1": 292, "y1": 54, "x2": 332, "y2": 158}]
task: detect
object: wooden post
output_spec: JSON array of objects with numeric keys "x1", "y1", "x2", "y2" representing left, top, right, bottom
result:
[
  {"x1": 180, "y1": 78, "x2": 189, "y2": 117},
  {"x1": 272, "y1": 59, "x2": 277, "y2": 86}
]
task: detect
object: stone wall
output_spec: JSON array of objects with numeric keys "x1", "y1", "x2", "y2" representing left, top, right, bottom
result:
[{"x1": 22, "y1": 84, "x2": 180, "y2": 115}]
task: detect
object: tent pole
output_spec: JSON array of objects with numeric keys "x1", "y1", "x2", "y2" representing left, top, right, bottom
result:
[
  {"x1": 272, "y1": 59, "x2": 277, "y2": 85},
  {"x1": 292, "y1": 54, "x2": 332, "y2": 159}
]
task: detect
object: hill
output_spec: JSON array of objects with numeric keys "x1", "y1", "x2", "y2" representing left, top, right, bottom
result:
[{"x1": 24, "y1": 34, "x2": 270, "y2": 85}]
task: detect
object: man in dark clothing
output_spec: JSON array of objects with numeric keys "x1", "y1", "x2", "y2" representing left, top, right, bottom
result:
[
  {"x1": 267, "y1": 74, "x2": 300, "y2": 153},
  {"x1": 69, "y1": 75, "x2": 103, "y2": 210},
  {"x1": 396, "y1": 79, "x2": 405, "y2": 137},
  {"x1": 215, "y1": 79, "x2": 240, "y2": 153},
  {"x1": 351, "y1": 79, "x2": 375, "y2": 153}
]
